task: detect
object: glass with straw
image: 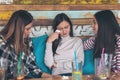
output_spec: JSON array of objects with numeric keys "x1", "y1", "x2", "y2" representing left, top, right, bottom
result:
[
  {"x1": 14, "y1": 51, "x2": 25, "y2": 80},
  {"x1": 95, "y1": 48, "x2": 113, "y2": 80},
  {"x1": 72, "y1": 51, "x2": 82, "y2": 80}
]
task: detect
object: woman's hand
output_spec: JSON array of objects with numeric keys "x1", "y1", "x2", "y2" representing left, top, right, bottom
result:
[
  {"x1": 47, "y1": 30, "x2": 60, "y2": 43},
  {"x1": 51, "y1": 62, "x2": 57, "y2": 68}
]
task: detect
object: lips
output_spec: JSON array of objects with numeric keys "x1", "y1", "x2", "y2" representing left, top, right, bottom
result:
[
  {"x1": 63, "y1": 33, "x2": 67, "y2": 35},
  {"x1": 62, "y1": 33, "x2": 68, "y2": 37}
]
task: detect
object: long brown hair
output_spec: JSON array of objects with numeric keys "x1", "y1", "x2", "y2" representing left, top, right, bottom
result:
[{"x1": 0, "y1": 10, "x2": 33, "y2": 55}]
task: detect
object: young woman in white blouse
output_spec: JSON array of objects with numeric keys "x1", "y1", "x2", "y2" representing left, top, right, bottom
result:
[{"x1": 45, "y1": 13, "x2": 84, "y2": 76}]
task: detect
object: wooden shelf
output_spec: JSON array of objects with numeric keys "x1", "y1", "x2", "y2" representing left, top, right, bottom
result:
[
  {"x1": 0, "y1": 19, "x2": 93, "y2": 26},
  {"x1": 0, "y1": 4, "x2": 120, "y2": 11},
  {"x1": 1, "y1": 18, "x2": 120, "y2": 26}
]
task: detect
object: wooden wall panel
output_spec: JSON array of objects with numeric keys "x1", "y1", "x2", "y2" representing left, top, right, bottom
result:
[
  {"x1": 0, "y1": 18, "x2": 120, "y2": 26},
  {"x1": 0, "y1": 5, "x2": 120, "y2": 11}
]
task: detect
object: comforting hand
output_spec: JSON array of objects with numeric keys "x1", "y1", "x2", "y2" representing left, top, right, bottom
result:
[
  {"x1": 47, "y1": 32, "x2": 60, "y2": 43},
  {"x1": 41, "y1": 72, "x2": 52, "y2": 78},
  {"x1": 51, "y1": 62, "x2": 57, "y2": 68}
]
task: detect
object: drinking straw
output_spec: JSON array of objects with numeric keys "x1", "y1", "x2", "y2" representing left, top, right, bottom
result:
[
  {"x1": 74, "y1": 51, "x2": 79, "y2": 71},
  {"x1": 17, "y1": 51, "x2": 22, "y2": 75},
  {"x1": 97, "y1": 48, "x2": 105, "y2": 74}
]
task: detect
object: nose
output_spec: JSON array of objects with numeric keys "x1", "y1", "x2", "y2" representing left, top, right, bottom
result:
[
  {"x1": 28, "y1": 29, "x2": 32, "y2": 34},
  {"x1": 63, "y1": 28, "x2": 66, "y2": 33},
  {"x1": 91, "y1": 24, "x2": 95, "y2": 28}
]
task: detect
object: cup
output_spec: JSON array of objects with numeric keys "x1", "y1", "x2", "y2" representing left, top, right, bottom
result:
[
  {"x1": 72, "y1": 61, "x2": 82, "y2": 80},
  {"x1": 0, "y1": 58, "x2": 8, "y2": 80},
  {"x1": 94, "y1": 53, "x2": 112, "y2": 80},
  {"x1": 13, "y1": 62, "x2": 25, "y2": 80}
]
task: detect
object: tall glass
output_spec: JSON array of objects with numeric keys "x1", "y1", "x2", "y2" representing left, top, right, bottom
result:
[
  {"x1": 94, "y1": 53, "x2": 113, "y2": 80},
  {"x1": 72, "y1": 61, "x2": 82, "y2": 80},
  {"x1": 13, "y1": 62, "x2": 25, "y2": 80},
  {"x1": 0, "y1": 58, "x2": 8, "y2": 80}
]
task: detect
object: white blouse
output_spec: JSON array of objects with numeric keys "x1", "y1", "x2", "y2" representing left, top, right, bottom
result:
[{"x1": 45, "y1": 36, "x2": 84, "y2": 75}]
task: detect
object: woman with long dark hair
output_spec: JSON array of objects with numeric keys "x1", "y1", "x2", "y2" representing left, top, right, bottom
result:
[
  {"x1": 45, "y1": 13, "x2": 84, "y2": 75},
  {"x1": 0, "y1": 10, "x2": 51, "y2": 79},
  {"x1": 84, "y1": 10, "x2": 120, "y2": 73}
]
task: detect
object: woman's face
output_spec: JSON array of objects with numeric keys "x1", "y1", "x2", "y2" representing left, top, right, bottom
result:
[
  {"x1": 92, "y1": 17, "x2": 98, "y2": 34},
  {"x1": 57, "y1": 20, "x2": 70, "y2": 37},
  {"x1": 24, "y1": 22, "x2": 32, "y2": 38}
]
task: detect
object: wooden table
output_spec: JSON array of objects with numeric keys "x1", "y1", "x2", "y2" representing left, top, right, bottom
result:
[
  {"x1": 9, "y1": 73, "x2": 120, "y2": 80},
  {"x1": 26, "y1": 74, "x2": 120, "y2": 80}
]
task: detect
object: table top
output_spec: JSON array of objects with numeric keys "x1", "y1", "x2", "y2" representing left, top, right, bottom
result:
[
  {"x1": 9, "y1": 73, "x2": 120, "y2": 80},
  {"x1": 25, "y1": 73, "x2": 120, "y2": 80}
]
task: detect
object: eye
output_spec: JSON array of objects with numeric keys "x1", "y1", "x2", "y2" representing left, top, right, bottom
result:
[
  {"x1": 93, "y1": 20, "x2": 97, "y2": 25},
  {"x1": 64, "y1": 26, "x2": 69, "y2": 29},
  {"x1": 25, "y1": 27, "x2": 31, "y2": 31}
]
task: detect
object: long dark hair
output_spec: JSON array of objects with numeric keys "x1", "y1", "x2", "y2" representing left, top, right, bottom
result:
[
  {"x1": 94, "y1": 10, "x2": 120, "y2": 58},
  {"x1": 0, "y1": 10, "x2": 33, "y2": 55},
  {"x1": 52, "y1": 13, "x2": 73, "y2": 55}
]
